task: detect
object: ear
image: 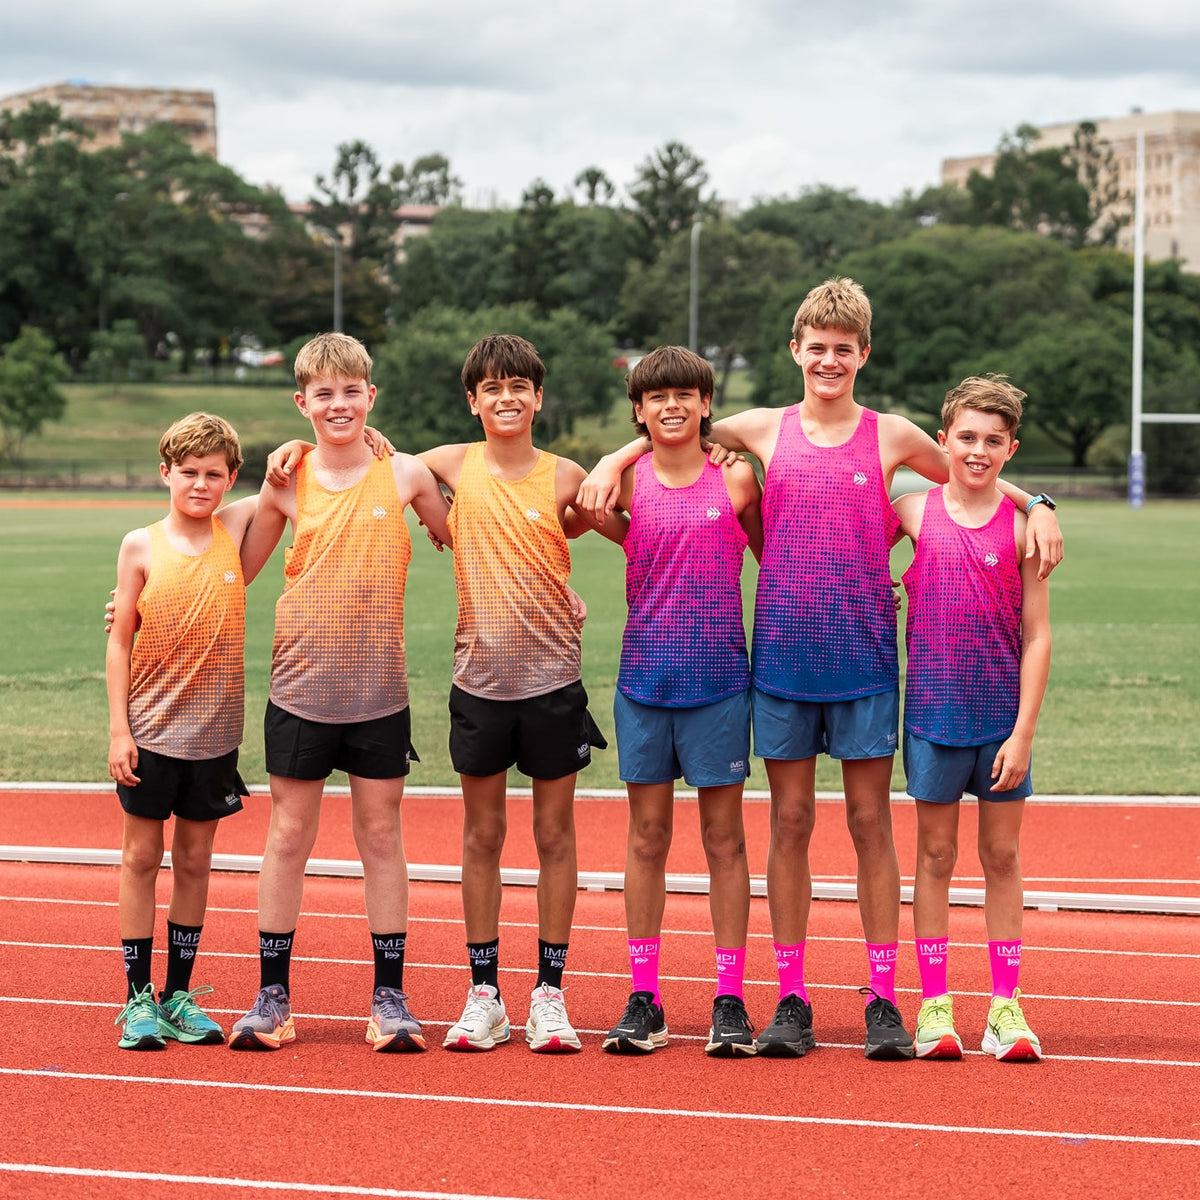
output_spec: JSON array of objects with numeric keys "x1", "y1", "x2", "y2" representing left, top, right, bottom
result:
[
  {"x1": 858, "y1": 343, "x2": 871, "y2": 367},
  {"x1": 365, "y1": 384, "x2": 377, "y2": 411},
  {"x1": 293, "y1": 391, "x2": 307, "y2": 415},
  {"x1": 937, "y1": 429, "x2": 948, "y2": 449},
  {"x1": 1005, "y1": 437, "x2": 1019, "y2": 462},
  {"x1": 225, "y1": 469, "x2": 238, "y2": 492},
  {"x1": 159, "y1": 462, "x2": 171, "y2": 486},
  {"x1": 466, "y1": 390, "x2": 479, "y2": 415},
  {"x1": 533, "y1": 386, "x2": 543, "y2": 411},
  {"x1": 700, "y1": 393, "x2": 712, "y2": 417}
]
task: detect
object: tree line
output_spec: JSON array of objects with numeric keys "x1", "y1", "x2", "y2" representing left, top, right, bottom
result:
[{"x1": 2, "y1": 103, "x2": 1198, "y2": 489}]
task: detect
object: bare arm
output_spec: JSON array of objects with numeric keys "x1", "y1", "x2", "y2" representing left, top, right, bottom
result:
[
  {"x1": 105, "y1": 530, "x2": 150, "y2": 787},
  {"x1": 992, "y1": 517, "x2": 1052, "y2": 791},
  {"x1": 396, "y1": 454, "x2": 453, "y2": 551},
  {"x1": 238, "y1": 480, "x2": 290, "y2": 584},
  {"x1": 575, "y1": 437, "x2": 650, "y2": 523},
  {"x1": 725, "y1": 459, "x2": 764, "y2": 562},
  {"x1": 215, "y1": 494, "x2": 259, "y2": 546},
  {"x1": 560, "y1": 457, "x2": 628, "y2": 545}
]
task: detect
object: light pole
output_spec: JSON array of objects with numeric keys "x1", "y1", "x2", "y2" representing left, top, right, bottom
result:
[
  {"x1": 313, "y1": 224, "x2": 343, "y2": 332},
  {"x1": 688, "y1": 219, "x2": 702, "y2": 353}
]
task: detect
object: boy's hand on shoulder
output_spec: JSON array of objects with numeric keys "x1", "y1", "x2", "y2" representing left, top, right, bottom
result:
[
  {"x1": 104, "y1": 588, "x2": 116, "y2": 634},
  {"x1": 363, "y1": 425, "x2": 395, "y2": 460},
  {"x1": 702, "y1": 439, "x2": 743, "y2": 468},
  {"x1": 576, "y1": 458, "x2": 624, "y2": 524},
  {"x1": 108, "y1": 734, "x2": 141, "y2": 787},
  {"x1": 265, "y1": 440, "x2": 314, "y2": 487},
  {"x1": 1025, "y1": 504, "x2": 1063, "y2": 580}
]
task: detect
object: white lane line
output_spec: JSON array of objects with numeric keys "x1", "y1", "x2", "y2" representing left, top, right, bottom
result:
[
  {"x1": 0, "y1": 1163, "x2": 537, "y2": 1199},
  {"x1": 2, "y1": 1068, "x2": 1198, "y2": 1147}
]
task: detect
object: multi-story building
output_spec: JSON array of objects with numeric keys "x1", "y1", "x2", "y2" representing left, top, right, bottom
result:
[
  {"x1": 0, "y1": 80, "x2": 217, "y2": 158},
  {"x1": 942, "y1": 110, "x2": 1200, "y2": 269}
]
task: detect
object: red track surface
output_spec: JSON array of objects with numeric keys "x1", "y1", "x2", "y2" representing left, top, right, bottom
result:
[{"x1": 2, "y1": 787, "x2": 1198, "y2": 1199}]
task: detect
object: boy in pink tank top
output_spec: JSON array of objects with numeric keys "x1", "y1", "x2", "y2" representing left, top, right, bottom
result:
[
  {"x1": 579, "y1": 279, "x2": 1064, "y2": 1061},
  {"x1": 893, "y1": 375, "x2": 1051, "y2": 1063},
  {"x1": 599, "y1": 346, "x2": 763, "y2": 1059}
]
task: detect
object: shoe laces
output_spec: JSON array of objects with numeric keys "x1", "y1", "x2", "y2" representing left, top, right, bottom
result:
[
  {"x1": 621, "y1": 990, "x2": 659, "y2": 1024},
  {"x1": 989, "y1": 993, "x2": 1028, "y2": 1033},
  {"x1": 374, "y1": 987, "x2": 413, "y2": 1021},
  {"x1": 114, "y1": 982, "x2": 157, "y2": 1027},
  {"x1": 919, "y1": 995, "x2": 954, "y2": 1026},
  {"x1": 530, "y1": 985, "x2": 568, "y2": 1024},
  {"x1": 250, "y1": 985, "x2": 288, "y2": 1020},
  {"x1": 713, "y1": 994, "x2": 753, "y2": 1031},
  {"x1": 774, "y1": 993, "x2": 811, "y2": 1023},
  {"x1": 860, "y1": 987, "x2": 905, "y2": 1027},
  {"x1": 165, "y1": 985, "x2": 214, "y2": 1020},
  {"x1": 461, "y1": 985, "x2": 499, "y2": 1023}
]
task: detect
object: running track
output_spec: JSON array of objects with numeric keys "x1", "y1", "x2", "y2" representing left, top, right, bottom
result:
[{"x1": 2, "y1": 785, "x2": 1198, "y2": 1199}]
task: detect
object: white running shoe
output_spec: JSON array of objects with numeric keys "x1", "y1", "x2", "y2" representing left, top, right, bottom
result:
[
  {"x1": 443, "y1": 984, "x2": 509, "y2": 1051},
  {"x1": 525, "y1": 983, "x2": 582, "y2": 1053}
]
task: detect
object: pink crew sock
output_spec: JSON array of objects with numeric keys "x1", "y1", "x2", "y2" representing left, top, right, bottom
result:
[
  {"x1": 989, "y1": 939, "x2": 1022, "y2": 998},
  {"x1": 629, "y1": 936, "x2": 661, "y2": 1004},
  {"x1": 865, "y1": 942, "x2": 899, "y2": 1004},
  {"x1": 773, "y1": 941, "x2": 809, "y2": 1002},
  {"x1": 915, "y1": 938, "x2": 949, "y2": 999},
  {"x1": 714, "y1": 946, "x2": 746, "y2": 998}
]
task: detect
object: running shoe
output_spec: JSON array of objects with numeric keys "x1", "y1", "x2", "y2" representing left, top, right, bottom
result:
[
  {"x1": 982, "y1": 989, "x2": 1042, "y2": 1062},
  {"x1": 705, "y1": 994, "x2": 757, "y2": 1057},
  {"x1": 115, "y1": 982, "x2": 166, "y2": 1051},
  {"x1": 443, "y1": 984, "x2": 509, "y2": 1051},
  {"x1": 755, "y1": 992, "x2": 816, "y2": 1058},
  {"x1": 860, "y1": 987, "x2": 915, "y2": 1060},
  {"x1": 228, "y1": 984, "x2": 295, "y2": 1051},
  {"x1": 366, "y1": 986, "x2": 427, "y2": 1053},
  {"x1": 914, "y1": 993, "x2": 963, "y2": 1060},
  {"x1": 158, "y1": 985, "x2": 225, "y2": 1045},
  {"x1": 525, "y1": 983, "x2": 582, "y2": 1053},
  {"x1": 602, "y1": 990, "x2": 668, "y2": 1054}
]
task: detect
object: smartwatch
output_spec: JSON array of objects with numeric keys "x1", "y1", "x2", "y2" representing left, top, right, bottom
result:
[{"x1": 1025, "y1": 493, "x2": 1057, "y2": 514}]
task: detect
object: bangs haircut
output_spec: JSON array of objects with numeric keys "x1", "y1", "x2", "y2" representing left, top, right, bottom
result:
[
  {"x1": 461, "y1": 334, "x2": 546, "y2": 395},
  {"x1": 294, "y1": 332, "x2": 373, "y2": 390},
  {"x1": 792, "y1": 277, "x2": 872, "y2": 348},
  {"x1": 627, "y1": 346, "x2": 714, "y2": 437},
  {"x1": 942, "y1": 374, "x2": 1026, "y2": 434},
  {"x1": 159, "y1": 412, "x2": 243, "y2": 473}
]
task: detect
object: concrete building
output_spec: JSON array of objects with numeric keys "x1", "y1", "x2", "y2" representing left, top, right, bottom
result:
[
  {"x1": 942, "y1": 110, "x2": 1200, "y2": 270},
  {"x1": 0, "y1": 80, "x2": 217, "y2": 158}
]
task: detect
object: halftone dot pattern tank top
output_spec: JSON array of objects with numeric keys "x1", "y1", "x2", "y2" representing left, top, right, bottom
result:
[
  {"x1": 128, "y1": 517, "x2": 245, "y2": 759},
  {"x1": 270, "y1": 454, "x2": 411, "y2": 722},
  {"x1": 752, "y1": 405, "x2": 900, "y2": 701},
  {"x1": 447, "y1": 443, "x2": 579, "y2": 700},
  {"x1": 903, "y1": 487, "x2": 1022, "y2": 746},
  {"x1": 618, "y1": 454, "x2": 749, "y2": 708}
]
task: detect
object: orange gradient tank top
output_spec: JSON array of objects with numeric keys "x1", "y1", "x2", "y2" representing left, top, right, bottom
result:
[
  {"x1": 128, "y1": 517, "x2": 245, "y2": 759},
  {"x1": 270, "y1": 454, "x2": 411, "y2": 722},
  {"x1": 447, "y1": 443, "x2": 578, "y2": 700}
]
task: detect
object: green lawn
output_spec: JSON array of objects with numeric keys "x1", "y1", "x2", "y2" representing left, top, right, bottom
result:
[{"x1": 1, "y1": 496, "x2": 1196, "y2": 793}]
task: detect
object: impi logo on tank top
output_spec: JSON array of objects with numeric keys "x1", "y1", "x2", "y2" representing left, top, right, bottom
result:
[
  {"x1": 223, "y1": 570, "x2": 237, "y2": 584},
  {"x1": 853, "y1": 471, "x2": 868, "y2": 486},
  {"x1": 525, "y1": 507, "x2": 541, "y2": 522},
  {"x1": 984, "y1": 552, "x2": 999, "y2": 567},
  {"x1": 372, "y1": 505, "x2": 388, "y2": 519}
]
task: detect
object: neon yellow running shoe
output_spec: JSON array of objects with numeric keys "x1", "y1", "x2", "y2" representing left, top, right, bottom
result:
[
  {"x1": 914, "y1": 993, "x2": 963, "y2": 1060},
  {"x1": 982, "y1": 989, "x2": 1042, "y2": 1062}
]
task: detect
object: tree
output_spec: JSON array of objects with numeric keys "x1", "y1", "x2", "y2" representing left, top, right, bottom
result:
[
  {"x1": 0, "y1": 326, "x2": 69, "y2": 461},
  {"x1": 627, "y1": 141, "x2": 719, "y2": 257},
  {"x1": 1070, "y1": 121, "x2": 1127, "y2": 247},
  {"x1": 372, "y1": 303, "x2": 618, "y2": 451},
  {"x1": 574, "y1": 166, "x2": 615, "y2": 206},
  {"x1": 404, "y1": 153, "x2": 462, "y2": 206},
  {"x1": 310, "y1": 140, "x2": 405, "y2": 264}
]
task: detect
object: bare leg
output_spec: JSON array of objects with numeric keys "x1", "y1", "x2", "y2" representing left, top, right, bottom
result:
[
  {"x1": 912, "y1": 800, "x2": 959, "y2": 939},
  {"x1": 763, "y1": 757, "x2": 816, "y2": 943},
  {"x1": 258, "y1": 775, "x2": 324, "y2": 932},
  {"x1": 459, "y1": 772, "x2": 507, "y2": 942},
  {"x1": 531, "y1": 773, "x2": 578, "y2": 944},
  {"x1": 623, "y1": 782, "x2": 674, "y2": 938},
  {"x1": 978, "y1": 800, "x2": 1026, "y2": 942},
  {"x1": 119, "y1": 813, "x2": 164, "y2": 938},
  {"x1": 697, "y1": 783, "x2": 750, "y2": 948},
  {"x1": 841, "y1": 755, "x2": 900, "y2": 944},
  {"x1": 349, "y1": 774, "x2": 409, "y2": 932},
  {"x1": 166, "y1": 817, "x2": 218, "y2": 927}
]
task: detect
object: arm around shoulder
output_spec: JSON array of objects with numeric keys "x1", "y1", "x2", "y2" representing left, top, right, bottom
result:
[{"x1": 396, "y1": 453, "x2": 453, "y2": 551}]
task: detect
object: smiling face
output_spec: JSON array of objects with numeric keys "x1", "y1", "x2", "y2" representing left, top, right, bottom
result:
[
  {"x1": 294, "y1": 374, "x2": 376, "y2": 444},
  {"x1": 939, "y1": 406, "x2": 1019, "y2": 488},
  {"x1": 467, "y1": 375, "x2": 543, "y2": 437},
  {"x1": 634, "y1": 385, "x2": 711, "y2": 446},
  {"x1": 160, "y1": 451, "x2": 235, "y2": 518},
  {"x1": 790, "y1": 324, "x2": 869, "y2": 404}
]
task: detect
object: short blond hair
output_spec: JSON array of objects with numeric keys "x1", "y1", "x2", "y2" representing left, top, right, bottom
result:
[
  {"x1": 294, "y1": 332, "x2": 372, "y2": 391},
  {"x1": 792, "y1": 277, "x2": 872, "y2": 348},
  {"x1": 942, "y1": 374, "x2": 1026, "y2": 434},
  {"x1": 159, "y1": 412, "x2": 243, "y2": 473}
]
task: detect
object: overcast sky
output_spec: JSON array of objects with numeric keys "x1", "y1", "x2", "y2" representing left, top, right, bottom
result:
[{"x1": 4, "y1": 1, "x2": 1200, "y2": 210}]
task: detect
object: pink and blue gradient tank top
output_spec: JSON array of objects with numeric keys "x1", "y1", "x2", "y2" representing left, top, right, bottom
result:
[
  {"x1": 618, "y1": 455, "x2": 749, "y2": 707},
  {"x1": 753, "y1": 406, "x2": 900, "y2": 701},
  {"x1": 903, "y1": 487, "x2": 1022, "y2": 746}
]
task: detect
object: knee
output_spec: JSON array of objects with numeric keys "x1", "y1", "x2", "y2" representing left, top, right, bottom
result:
[
  {"x1": 169, "y1": 838, "x2": 213, "y2": 883},
  {"x1": 629, "y1": 818, "x2": 671, "y2": 869},
  {"x1": 917, "y1": 839, "x2": 958, "y2": 883},
  {"x1": 533, "y1": 818, "x2": 575, "y2": 867},
  {"x1": 979, "y1": 840, "x2": 1021, "y2": 882},
  {"x1": 122, "y1": 842, "x2": 163, "y2": 878},
  {"x1": 845, "y1": 803, "x2": 893, "y2": 852},
  {"x1": 701, "y1": 822, "x2": 746, "y2": 873},
  {"x1": 771, "y1": 802, "x2": 815, "y2": 849}
]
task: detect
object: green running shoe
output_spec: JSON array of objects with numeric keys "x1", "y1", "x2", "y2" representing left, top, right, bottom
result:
[
  {"x1": 914, "y1": 993, "x2": 963, "y2": 1059},
  {"x1": 159, "y1": 985, "x2": 225, "y2": 1045},
  {"x1": 115, "y1": 982, "x2": 166, "y2": 1050},
  {"x1": 982, "y1": 988, "x2": 1042, "y2": 1062}
]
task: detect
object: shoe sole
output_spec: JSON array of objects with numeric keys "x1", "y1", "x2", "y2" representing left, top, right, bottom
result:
[
  {"x1": 526, "y1": 1030, "x2": 583, "y2": 1053},
  {"x1": 442, "y1": 1024, "x2": 510, "y2": 1051},
  {"x1": 160, "y1": 1025, "x2": 225, "y2": 1046},
  {"x1": 704, "y1": 1037, "x2": 757, "y2": 1058},
  {"x1": 602, "y1": 1028, "x2": 668, "y2": 1054},
  {"x1": 983, "y1": 1032, "x2": 1042, "y2": 1062},
  {"x1": 915, "y1": 1034, "x2": 963, "y2": 1060},
  {"x1": 368, "y1": 1025, "x2": 428, "y2": 1053},
  {"x1": 865, "y1": 1040, "x2": 916, "y2": 1061},
  {"x1": 228, "y1": 1019, "x2": 296, "y2": 1051},
  {"x1": 755, "y1": 1030, "x2": 816, "y2": 1058},
  {"x1": 118, "y1": 1033, "x2": 166, "y2": 1050}
]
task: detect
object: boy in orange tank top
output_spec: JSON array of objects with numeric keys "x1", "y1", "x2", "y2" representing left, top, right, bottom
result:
[{"x1": 107, "y1": 412, "x2": 258, "y2": 1050}]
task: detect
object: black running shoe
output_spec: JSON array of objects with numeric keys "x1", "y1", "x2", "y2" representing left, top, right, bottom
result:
[
  {"x1": 861, "y1": 988, "x2": 915, "y2": 1060},
  {"x1": 602, "y1": 990, "x2": 668, "y2": 1054},
  {"x1": 755, "y1": 992, "x2": 816, "y2": 1058},
  {"x1": 705, "y1": 994, "x2": 757, "y2": 1057}
]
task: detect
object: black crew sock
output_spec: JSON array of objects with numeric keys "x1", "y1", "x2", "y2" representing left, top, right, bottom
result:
[
  {"x1": 122, "y1": 937, "x2": 154, "y2": 1000},
  {"x1": 258, "y1": 929, "x2": 295, "y2": 991},
  {"x1": 162, "y1": 920, "x2": 203, "y2": 999},
  {"x1": 467, "y1": 937, "x2": 500, "y2": 995},
  {"x1": 371, "y1": 930, "x2": 407, "y2": 990},
  {"x1": 537, "y1": 939, "x2": 569, "y2": 990}
]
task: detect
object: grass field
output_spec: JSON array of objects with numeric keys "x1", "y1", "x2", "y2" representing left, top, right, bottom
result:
[{"x1": 1, "y1": 494, "x2": 1197, "y2": 793}]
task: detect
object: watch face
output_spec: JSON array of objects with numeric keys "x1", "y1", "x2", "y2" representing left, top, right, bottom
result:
[{"x1": 1041, "y1": 494, "x2": 1057, "y2": 510}]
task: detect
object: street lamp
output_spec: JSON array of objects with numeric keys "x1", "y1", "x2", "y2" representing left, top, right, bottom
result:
[{"x1": 312, "y1": 224, "x2": 343, "y2": 332}]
